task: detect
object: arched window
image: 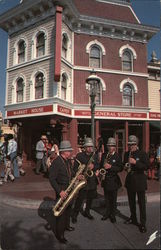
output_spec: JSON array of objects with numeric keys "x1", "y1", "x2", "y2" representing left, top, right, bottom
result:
[
  {"x1": 95, "y1": 84, "x2": 102, "y2": 105},
  {"x1": 36, "y1": 32, "x2": 45, "y2": 57},
  {"x1": 16, "y1": 78, "x2": 24, "y2": 103},
  {"x1": 122, "y1": 84, "x2": 134, "y2": 106},
  {"x1": 122, "y1": 50, "x2": 132, "y2": 71},
  {"x1": 61, "y1": 73, "x2": 67, "y2": 100},
  {"x1": 35, "y1": 73, "x2": 44, "y2": 99},
  {"x1": 89, "y1": 45, "x2": 101, "y2": 68},
  {"x1": 62, "y1": 33, "x2": 68, "y2": 58},
  {"x1": 18, "y1": 40, "x2": 25, "y2": 63}
]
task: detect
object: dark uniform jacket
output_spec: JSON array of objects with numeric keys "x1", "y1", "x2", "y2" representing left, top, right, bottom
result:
[
  {"x1": 124, "y1": 150, "x2": 149, "y2": 192},
  {"x1": 100, "y1": 151, "x2": 123, "y2": 191},
  {"x1": 49, "y1": 155, "x2": 73, "y2": 198},
  {"x1": 74, "y1": 151, "x2": 98, "y2": 191}
]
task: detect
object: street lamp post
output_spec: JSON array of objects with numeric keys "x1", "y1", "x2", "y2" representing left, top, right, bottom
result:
[{"x1": 86, "y1": 70, "x2": 100, "y2": 145}]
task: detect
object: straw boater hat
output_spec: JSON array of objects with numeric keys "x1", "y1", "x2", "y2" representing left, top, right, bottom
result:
[
  {"x1": 83, "y1": 137, "x2": 94, "y2": 147},
  {"x1": 59, "y1": 140, "x2": 73, "y2": 152},
  {"x1": 106, "y1": 137, "x2": 116, "y2": 146},
  {"x1": 128, "y1": 135, "x2": 138, "y2": 145}
]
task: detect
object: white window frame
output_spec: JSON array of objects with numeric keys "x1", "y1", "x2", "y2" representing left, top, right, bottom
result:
[
  {"x1": 120, "y1": 78, "x2": 138, "y2": 107},
  {"x1": 13, "y1": 37, "x2": 27, "y2": 65},
  {"x1": 11, "y1": 74, "x2": 26, "y2": 103},
  {"x1": 31, "y1": 28, "x2": 48, "y2": 59},
  {"x1": 119, "y1": 44, "x2": 137, "y2": 72},
  {"x1": 85, "y1": 76, "x2": 106, "y2": 106},
  {"x1": 86, "y1": 40, "x2": 106, "y2": 69},
  {"x1": 30, "y1": 69, "x2": 47, "y2": 100}
]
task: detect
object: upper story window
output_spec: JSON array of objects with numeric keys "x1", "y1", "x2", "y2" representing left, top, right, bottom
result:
[
  {"x1": 35, "y1": 72, "x2": 44, "y2": 99},
  {"x1": 16, "y1": 78, "x2": 24, "y2": 103},
  {"x1": 122, "y1": 84, "x2": 134, "y2": 106},
  {"x1": 86, "y1": 40, "x2": 106, "y2": 69},
  {"x1": 89, "y1": 45, "x2": 101, "y2": 68},
  {"x1": 95, "y1": 84, "x2": 102, "y2": 105},
  {"x1": 62, "y1": 33, "x2": 68, "y2": 59},
  {"x1": 61, "y1": 73, "x2": 67, "y2": 100},
  {"x1": 119, "y1": 45, "x2": 137, "y2": 72},
  {"x1": 36, "y1": 32, "x2": 45, "y2": 57},
  {"x1": 13, "y1": 38, "x2": 27, "y2": 65},
  {"x1": 18, "y1": 40, "x2": 25, "y2": 63},
  {"x1": 122, "y1": 50, "x2": 132, "y2": 71}
]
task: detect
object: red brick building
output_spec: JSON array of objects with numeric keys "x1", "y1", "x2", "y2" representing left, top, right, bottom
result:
[{"x1": 0, "y1": 0, "x2": 159, "y2": 161}]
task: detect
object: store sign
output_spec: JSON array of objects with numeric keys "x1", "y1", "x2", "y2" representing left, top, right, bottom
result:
[
  {"x1": 7, "y1": 105, "x2": 53, "y2": 117},
  {"x1": 57, "y1": 105, "x2": 72, "y2": 115},
  {"x1": 149, "y1": 112, "x2": 160, "y2": 119},
  {"x1": 74, "y1": 110, "x2": 147, "y2": 119}
]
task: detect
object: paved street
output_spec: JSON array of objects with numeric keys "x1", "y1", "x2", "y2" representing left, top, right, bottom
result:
[{"x1": 0, "y1": 198, "x2": 160, "y2": 250}]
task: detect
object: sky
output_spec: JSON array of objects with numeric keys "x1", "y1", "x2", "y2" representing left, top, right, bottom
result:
[{"x1": 0, "y1": 0, "x2": 160, "y2": 116}]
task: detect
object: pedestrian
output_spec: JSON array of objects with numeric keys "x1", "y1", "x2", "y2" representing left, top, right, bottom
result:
[
  {"x1": 17, "y1": 152, "x2": 26, "y2": 176},
  {"x1": 124, "y1": 135, "x2": 149, "y2": 233},
  {"x1": 1, "y1": 134, "x2": 14, "y2": 182},
  {"x1": 35, "y1": 135, "x2": 47, "y2": 175},
  {"x1": 155, "y1": 144, "x2": 160, "y2": 181},
  {"x1": 148, "y1": 145, "x2": 156, "y2": 180},
  {"x1": 71, "y1": 137, "x2": 99, "y2": 224},
  {"x1": 7, "y1": 134, "x2": 19, "y2": 178},
  {"x1": 49, "y1": 140, "x2": 74, "y2": 244},
  {"x1": 99, "y1": 137, "x2": 123, "y2": 223}
]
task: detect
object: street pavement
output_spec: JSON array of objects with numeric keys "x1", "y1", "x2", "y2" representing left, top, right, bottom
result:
[{"x1": 0, "y1": 167, "x2": 160, "y2": 249}]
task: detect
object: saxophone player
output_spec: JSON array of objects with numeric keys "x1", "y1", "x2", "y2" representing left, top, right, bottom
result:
[
  {"x1": 71, "y1": 137, "x2": 99, "y2": 223},
  {"x1": 124, "y1": 135, "x2": 149, "y2": 233},
  {"x1": 100, "y1": 137, "x2": 123, "y2": 223},
  {"x1": 49, "y1": 140, "x2": 74, "y2": 244}
]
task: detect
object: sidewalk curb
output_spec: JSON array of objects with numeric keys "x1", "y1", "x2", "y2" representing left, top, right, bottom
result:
[{"x1": 0, "y1": 192, "x2": 160, "y2": 210}]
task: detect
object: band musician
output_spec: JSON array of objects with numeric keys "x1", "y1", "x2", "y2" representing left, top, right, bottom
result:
[
  {"x1": 49, "y1": 140, "x2": 74, "y2": 244},
  {"x1": 71, "y1": 137, "x2": 99, "y2": 223},
  {"x1": 124, "y1": 135, "x2": 149, "y2": 233},
  {"x1": 99, "y1": 137, "x2": 123, "y2": 223}
]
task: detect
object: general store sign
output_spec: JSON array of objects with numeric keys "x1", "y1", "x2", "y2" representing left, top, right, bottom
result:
[
  {"x1": 7, "y1": 105, "x2": 53, "y2": 117},
  {"x1": 74, "y1": 110, "x2": 147, "y2": 119}
]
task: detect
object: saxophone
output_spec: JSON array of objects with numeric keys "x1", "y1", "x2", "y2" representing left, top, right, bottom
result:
[
  {"x1": 53, "y1": 160, "x2": 87, "y2": 217},
  {"x1": 124, "y1": 151, "x2": 132, "y2": 173},
  {"x1": 99, "y1": 152, "x2": 112, "y2": 182},
  {"x1": 53, "y1": 152, "x2": 95, "y2": 217}
]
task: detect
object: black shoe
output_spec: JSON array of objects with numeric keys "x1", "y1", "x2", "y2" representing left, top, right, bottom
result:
[
  {"x1": 35, "y1": 172, "x2": 40, "y2": 175},
  {"x1": 66, "y1": 226, "x2": 75, "y2": 231},
  {"x1": 55, "y1": 235, "x2": 68, "y2": 244},
  {"x1": 82, "y1": 211, "x2": 94, "y2": 220},
  {"x1": 110, "y1": 216, "x2": 116, "y2": 223},
  {"x1": 124, "y1": 218, "x2": 139, "y2": 226},
  {"x1": 139, "y1": 225, "x2": 147, "y2": 233},
  {"x1": 71, "y1": 216, "x2": 77, "y2": 224},
  {"x1": 101, "y1": 215, "x2": 109, "y2": 221}
]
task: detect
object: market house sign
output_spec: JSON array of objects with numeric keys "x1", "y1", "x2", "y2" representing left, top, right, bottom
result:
[{"x1": 7, "y1": 105, "x2": 53, "y2": 117}]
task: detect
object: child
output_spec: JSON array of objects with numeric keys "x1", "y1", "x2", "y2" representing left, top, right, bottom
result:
[{"x1": 17, "y1": 152, "x2": 26, "y2": 176}]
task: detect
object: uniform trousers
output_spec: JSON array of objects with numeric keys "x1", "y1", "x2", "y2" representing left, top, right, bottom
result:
[
  {"x1": 127, "y1": 189, "x2": 146, "y2": 226},
  {"x1": 73, "y1": 188, "x2": 96, "y2": 217},
  {"x1": 104, "y1": 189, "x2": 117, "y2": 217},
  {"x1": 55, "y1": 204, "x2": 72, "y2": 238}
]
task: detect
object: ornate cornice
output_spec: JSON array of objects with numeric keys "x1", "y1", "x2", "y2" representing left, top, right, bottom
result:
[{"x1": 0, "y1": 0, "x2": 159, "y2": 42}]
